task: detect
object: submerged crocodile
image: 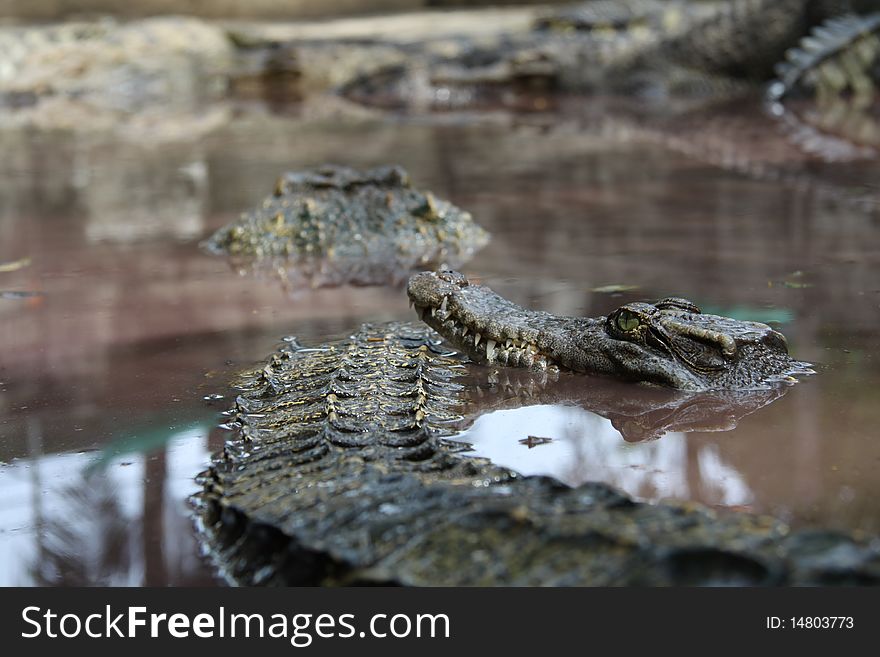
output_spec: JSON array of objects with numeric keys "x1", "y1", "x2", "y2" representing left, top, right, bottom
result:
[
  {"x1": 408, "y1": 270, "x2": 811, "y2": 391},
  {"x1": 194, "y1": 320, "x2": 878, "y2": 586},
  {"x1": 202, "y1": 165, "x2": 488, "y2": 288}
]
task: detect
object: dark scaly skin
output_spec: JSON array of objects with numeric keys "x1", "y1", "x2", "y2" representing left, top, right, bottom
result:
[
  {"x1": 339, "y1": 1, "x2": 878, "y2": 114},
  {"x1": 3, "y1": 3, "x2": 875, "y2": 116},
  {"x1": 770, "y1": 11, "x2": 880, "y2": 104},
  {"x1": 194, "y1": 322, "x2": 879, "y2": 586},
  {"x1": 537, "y1": 0, "x2": 880, "y2": 103},
  {"x1": 202, "y1": 165, "x2": 489, "y2": 288},
  {"x1": 542, "y1": 0, "x2": 880, "y2": 108},
  {"x1": 407, "y1": 270, "x2": 812, "y2": 391}
]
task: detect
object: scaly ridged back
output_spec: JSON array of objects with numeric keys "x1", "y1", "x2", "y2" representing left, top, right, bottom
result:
[{"x1": 770, "y1": 11, "x2": 880, "y2": 102}]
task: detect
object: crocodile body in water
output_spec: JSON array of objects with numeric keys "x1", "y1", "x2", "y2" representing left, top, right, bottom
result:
[
  {"x1": 407, "y1": 270, "x2": 812, "y2": 391},
  {"x1": 194, "y1": 320, "x2": 878, "y2": 586},
  {"x1": 202, "y1": 165, "x2": 489, "y2": 288},
  {"x1": 334, "y1": 1, "x2": 880, "y2": 106},
  {"x1": 335, "y1": 1, "x2": 880, "y2": 165}
]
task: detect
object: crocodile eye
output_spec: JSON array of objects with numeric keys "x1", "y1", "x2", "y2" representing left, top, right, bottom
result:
[{"x1": 616, "y1": 310, "x2": 640, "y2": 332}]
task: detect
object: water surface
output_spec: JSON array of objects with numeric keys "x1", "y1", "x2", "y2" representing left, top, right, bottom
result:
[{"x1": 1, "y1": 95, "x2": 879, "y2": 585}]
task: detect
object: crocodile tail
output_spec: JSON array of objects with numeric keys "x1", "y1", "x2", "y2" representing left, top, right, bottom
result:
[{"x1": 769, "y1": 11, "x2": 880, "y2": 103}]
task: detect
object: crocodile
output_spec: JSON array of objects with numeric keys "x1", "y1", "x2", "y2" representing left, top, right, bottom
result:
[
  {"x1": 194, "y1": 321, "x2": 878, "y2": 586},
  {"x1": 766, "y1": 10, "x2": 880, "y2": 155},
  {"x1": 201, "y1": 165, "x2": 489, "y2": 288},
  {"x1": 329, "y1": 1, "x2": 880, "y2": 166},
  {"x1": 221, "y1": 3, "x2": 880, "y2": 185},
  {"x1": 333, "y1": 1, "x2": 878, "y2": 107},
  {"x1": 407, "y1": 270, "x2": 811, "y2": 391},
  {"x1": 769, "y1": 9, "x2": 880, "y2": 106},
  {"x1": 527, "y1": 0, "x2": 880, "y2": 100}
]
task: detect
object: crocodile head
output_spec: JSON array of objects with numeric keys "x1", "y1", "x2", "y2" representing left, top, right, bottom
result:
[{"x1": 407, "y1": 270, "x2": 812, "y2": 391}]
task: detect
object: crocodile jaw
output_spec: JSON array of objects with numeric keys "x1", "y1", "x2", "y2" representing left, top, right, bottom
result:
[
  {"x1": 415, "y1": 301, "x2": 552, "y2": 369},
  {"x1": 408, "y1": 271, "x2": 553, "y2": 369}
]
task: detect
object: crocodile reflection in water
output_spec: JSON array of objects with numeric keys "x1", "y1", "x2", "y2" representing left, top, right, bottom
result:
[
  {"x1": 463, "y1": 405, "x2": 749, "y2": 500},
  {"x1": 408, "y1": 270, "x2": 812, "y2": 391},
  {"x1": 460, "y1": 372, "x2": 789, "y2": 497},
  {"x1": 468, "y1": 368, "x2": 791, "y2": 442}
]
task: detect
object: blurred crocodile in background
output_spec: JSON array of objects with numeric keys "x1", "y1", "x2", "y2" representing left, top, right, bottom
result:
[
  {"x1": 332, "y1": 1, "x2": 880, "y2": 106},
  {"x1": 193, "y1": 320, "x2": 877, "y2": 586},
  {"x1": 2, "y1": 2, "x2": 878, "y2": 149},
  {"x1": 226, "y1": 1, "x2": 880, "y2": 166},
  {"x1": 202, "y1": 165, "x2": 489, "y2": 289},
  {"x1": 769, "y1": 9, "x2": 880, "y2": 106},
  {"x1": 2, "y1": 2, "x2": 877, "y2": 110}
]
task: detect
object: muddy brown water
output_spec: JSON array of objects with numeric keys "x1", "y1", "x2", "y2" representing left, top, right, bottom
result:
[{"x1": 1, "y1": 96, "x2": 879, "y2": 585}]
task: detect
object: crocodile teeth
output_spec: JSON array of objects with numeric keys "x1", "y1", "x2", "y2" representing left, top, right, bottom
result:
[
  {"x1": 505, "y1": 339, "x2": 513, "y2": 349},
  {"x1": 461, "y1": 326, "x2": 469, "y2": 337},
  {"x1": 418, "y1": 306, "x2": 428, "y2": 321},
  {"x1": 439, "y1": 296, "x2": 448, "y2": 313},
  {"x1": 474, "y1": 332, "x2": 481, "y2": 347},
  {"x1": 486, "y1": 339, "x2": 496, "y2": 361}
]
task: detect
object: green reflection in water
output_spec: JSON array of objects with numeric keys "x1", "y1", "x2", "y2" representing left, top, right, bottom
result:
[
  {"x1": 699, "y1": 305, "x2": 794, "y2": 325},
  {"x1": 87, "y1": 412, "x2": 216, "y2": 472}
]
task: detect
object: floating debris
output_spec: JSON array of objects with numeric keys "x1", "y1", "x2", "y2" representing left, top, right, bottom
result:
[
  {"x1": 0, "y1": 290, "x2": 43, "y2": 299},
  {"x1": 591, "y1": 284, "x2": 641, "y2": 294},
  {"x1": 519, "y1": 435, "x2": 554, "y2": 448},
  {"x1": 0, "y1": 257, "x2": 31, "y2": 273},
  {"x1": 768, "y1": 270, "x2": 814, "y2": 289}
]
